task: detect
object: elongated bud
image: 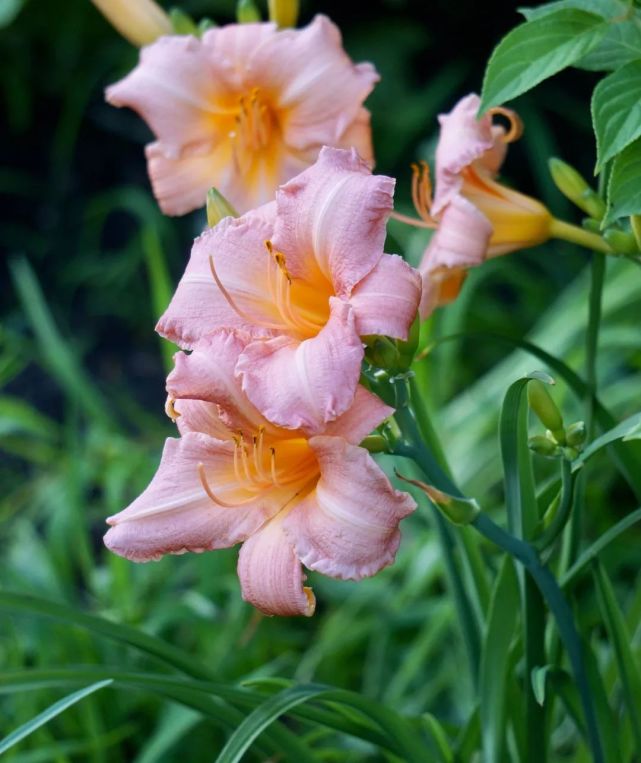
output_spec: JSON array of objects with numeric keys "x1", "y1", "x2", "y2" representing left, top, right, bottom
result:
[
  {"x1": 198, "y1": 18, "x2": 216, "y2": 34},
  {"x1": 631, "y1": 215, "x2": 641, "y2": 252},
  {"x1": 565, "y1": 421, "x2": 586, "y2": 448},
  {"x1": 169, "y1": 8, "x2": 198, "y2": 35},
  {"x1": 395, "y1": 471, "x2": 480, "y2": 525},
  {"x1": 268, "y1": 0, "x2": 299, "y2": 27},
  {"x1": 207, "y1": 188, "x2": 239, "y2": 227},
  {"x1": 528, "y1": 379, "x2": 565, "y2": 443},
  {"x1": 603, "y1": 228, "x2": 638, "y2": 256},
  {"x1": 91, "y1": 0, "x2": 171, "y2": 46},
  {"x1": 548, "y1": 158, "x2": 606, "y2": 220},
  {"x1": 528, "y1": 435, "x2": 560, "y2": 458},
  {"x1": 360, "y1": 435, "x2": 388, "y2": 454},
  {"x1": 237, "y1": 0, "x2": 261, "y2": 22}
]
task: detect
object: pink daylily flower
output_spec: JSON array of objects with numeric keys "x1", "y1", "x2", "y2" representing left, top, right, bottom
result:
[
  {"x1": 157, "y1": 147, "x2": 422, "y2": 433},
  {"x1": 417, "y1": 93, "x2": 552, "y2": 317},
  {"x1": 104, "y1": 330, "x2": 416, "y2": 617},
  {"x1": 106, "y1": 15, "x2": 379, "y2": 215}
]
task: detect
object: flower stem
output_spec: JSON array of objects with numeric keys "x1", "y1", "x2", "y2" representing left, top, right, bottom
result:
[{"x1": 549, "y1": 218, "x2": 613, "y2": 255}]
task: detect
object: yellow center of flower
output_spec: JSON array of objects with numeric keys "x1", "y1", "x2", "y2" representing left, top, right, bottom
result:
[
  {"x1": 229, "y1": 88, "x2": 277, "y2": 171},
  {"x1": 198, "y1": 426, "x2": 318, "y2": 508}
]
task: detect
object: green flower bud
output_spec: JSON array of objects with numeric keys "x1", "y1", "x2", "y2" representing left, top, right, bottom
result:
[
  {"x1": 268, "y1": 0, "x2": 298, "y2": 27},
  {"x1": 237, "y1": 0, "x2": 261, "y2": 23},
  {"x1": 528, "y1": 379, "x2": 564, "y2": 442},
  {"x1": 364, "y1": 336, "x2": 400, "y2": 370},
  {"x1": 396, "y1": 314, "x2": 421, "y2": 371},
  {"x1": 528, "y1": 435, "x2": 561, "y2": 458},
  {"x1": 548, "y1": 158, "x2": 605, "y2": 220},
  {"x1": 603, "y1": 228, "x2": 638, "y2": 256},
  {"x1": 631, "y1": 215, "x2": 641, "y2": 252},
  {"x1": 565, "y1": 420, "x2": 586, "y2": 448},
  {"x1": 360, "y1": 435, "x2": 388, "y2": 454},
  {"x1": 169, "y1": 7, "x2": 198, "y2": 35},
  {"x1": 207, "y1": 188, "x2": 239, "y2": 228},
  {"x1": 395, "y1": 471, "x2": 481, "y2": 525},
  {"x1": 198, "y1": 18, "x2": 216, "y2": 33}
]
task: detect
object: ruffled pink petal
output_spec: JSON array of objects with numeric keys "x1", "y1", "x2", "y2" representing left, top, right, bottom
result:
[
  {"x1": 272, "y1": 147, "x2": 394, "y2": 297},
  {"x1": 432, "y1": 93, "x2": 494, "y2": 215},
  {"x1": 106, "y1": 36, "x2": 229, "y2": 157},
  {"x1": 349, "y1": 254, "x2": 421, "y2": 340},
  {"x1": 168, "y1": 331, "x2": 271, "y2": 436},
  {"x1": 156, "y1": 211, "x2": 277, "y2": 348},
  {"x1": 236, "y1": 297, "x2": 364, "y2": 433},
  {"x1": 418, "y1": 195, "x2": 491, "y2": 319},
  {"x1": 283, "y1": 436, "x2": 416, "y2": 580},
  {"x1": 146, "y1": 140, "x2": 234, "y2": 216},
  {"x1": 336, "y1": 107, "x2": 374, "y2": 166},
  {"x1": 248, "y1": 16, "x2": 378, "y2": 152},
  {"x1": 323, "y1": 386, "x2": 393, "y2": 445},
  {"x1": 238, "y1": 516, "x2": 316, "y2": 617},
  {"x1": 174, "y1": 399, "x2": 231, "y2": 440},
  {"x1": 104, "y1": 432, "x2": 276, "y2": 562}
]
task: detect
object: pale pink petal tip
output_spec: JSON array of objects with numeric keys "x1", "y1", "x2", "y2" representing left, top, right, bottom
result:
[
  {"x1": 238, "y1": 519, "x2": 316, "y2": 617},
  {"x1": 283, "y1": 437, "x2": 416, "y2": 580}
]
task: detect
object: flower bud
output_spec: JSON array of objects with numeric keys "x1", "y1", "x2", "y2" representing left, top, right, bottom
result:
[
  {"x1": 396, "y1": 314, "x2": 421, "y2": 371},
  {"x1": 237, "y1": 0, "x2": 262, "y2": 22},
  {"x1": 268, "y1": 0, "x2": 299, "y2": 27},
  {"x1": 603, "y1": 228, "x2": 638, "y2": 256},
  {"x1": 528, "y1": 435, "x2": 560, "y2": 458},
  {"x1": 528, "y1": 379, "x2": 565, "y2": 443},
  {"x1": 631, "y1": 215, "x2": 641, "y2": 252},
  {"x1": 364, "y1": 337, "x2": 400, "y2": 371},
  {"x1": 91, "y1": 0, "x2": 171, "y2": 46},
  {"x1": 395, "y1": 471, "x2": 480, "y2": 525},
  {"x1": 207, "y1": 188, "x2": 239, "y2": 228},
  {"x1": 548, "y1": 158, "x2": 606, "y2": 220},
  {"x1": 169, "y1": 8, "x2": 198, "y2": 35},
  {"x1": 360, "y1": 435, "x2": 388, "y2": 454},
  {"x1": 565, "y1": 420, "x2": 586, "y2": 448}
]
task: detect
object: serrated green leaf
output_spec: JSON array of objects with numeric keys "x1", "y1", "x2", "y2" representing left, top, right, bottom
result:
[
  {"x1": 604, "y1": 136, "x2": 641, "y2": 224},
  {"x1": 481, "y1": 9, "x2": 607, "y2": 110},
  {"x1": 521, "y1": 0, "x2": 641, "y2": 71},
  {"x1": 593, "y1": 60, "x2": 641, "y2": 169},
  {"x1": 0, "y1": 681, "x2": 113, "y2": 755},
  {"x1": 479, "y1": 558, "x2": 519, "y2": 763}
]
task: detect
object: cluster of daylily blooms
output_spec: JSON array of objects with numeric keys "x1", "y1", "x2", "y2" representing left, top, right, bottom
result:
[{"x1": 95, "y1": 1, "x2": 564, "y2": 616}]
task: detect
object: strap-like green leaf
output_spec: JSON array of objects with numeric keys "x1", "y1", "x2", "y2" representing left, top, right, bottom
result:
[
  {"x1": 573, "y1": 410, "x2": 641, "y2": 470},
  {"x1": 592, "y1": 60, "x2": 641, "y2": 169},
  {"x1": 479, "y1": 558, "x2": 520, "y2": 763},
  {"x1": 0, "y1": 680, "x2": 113, "y2": 755},
  {"x1": 480, "y1": 9, "x2": 607, "y2": 110}
]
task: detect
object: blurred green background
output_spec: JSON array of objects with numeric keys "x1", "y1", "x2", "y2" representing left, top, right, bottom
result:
[{"x1": 2, "y1": 0, "x2": 641, "y2": 760}]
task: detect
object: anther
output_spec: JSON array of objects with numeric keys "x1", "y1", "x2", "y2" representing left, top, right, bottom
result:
[
  {"x1": 165, "y1": 397, "x2": 181, "y2": 422},
  {"x1": 488, "y1": 106, "x2": 523, "y2": 143}
]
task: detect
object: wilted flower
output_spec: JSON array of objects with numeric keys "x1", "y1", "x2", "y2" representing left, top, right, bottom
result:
[
  {"x1": 157, "y1": 147, "x2": 422, "y2": 432},
  {"x1": 106, "y1": 16, "x2": 378, "y2": 215},
  {"x1": 104, "y1": 331, "x2": 415, "y2": 616},
  {"x1": 416, "y1": 93, "x2": 552, "y2": 317}
]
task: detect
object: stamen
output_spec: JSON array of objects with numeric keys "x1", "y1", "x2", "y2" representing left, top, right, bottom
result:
[
  {"x1": 270, "y1": 447, "x2": 281, "y2": 486},
  {"x1": 198, "y1": 463, "x2": 256, "y2": 508},
  {"x1": 488, "y1": 106, "x2": 523, "y2": 143},
  {"x1": 252, "y1": 427, "x2": 271, "y2": 483}
]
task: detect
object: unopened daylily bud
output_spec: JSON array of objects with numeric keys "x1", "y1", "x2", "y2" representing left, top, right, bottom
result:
[
  {"x1": 603, "y1": 228, "x2": 638, "y2": 256},
  {"x1": 631, "y1": 215, "x2": 641, "y2": 252},
  {"x1": 198, "y1": 18, "x2": 217, "y2": 34},
  {"x1": 528, "y1": 435, "x2": 560, "y2": 458},
  {"x1": 565, "y1": 420, "x2": 586, "y2": 448},
  {"x1": 360, "y1": 435, "x2": 388, "y2": 454},
  {"x1": 396, "y1": 314, "x2": 421, "y2": 371},
  {"x1": 364, "y1": 336, "x2": 400, "y2": 371},
  {"x1": 169, "y1": 8, "x2": 198, "y2": 35},
  {"x1": 268, "y1": 0, "x2": 299, "y2": 27},
  {"x1": 395, "y1": 471, "x2": 480, "y2": 525},
  {"x1": 91, "y1": 0, "x2": 171, "y2": 46},
  {"x1": 207, "y1": 188, "x2": 239, "y2": 227},
  {"x1": 548, "y1": 158, "x2": 606, "y2": 220},
  {"x1": 237, "y1": 0, "x2": 262, "y2": 22},
  {"x1": 528, "y1": 379, "x2": 565, "y2": 443}
]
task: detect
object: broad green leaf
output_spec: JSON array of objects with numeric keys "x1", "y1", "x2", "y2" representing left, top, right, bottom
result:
[
  {"x1": 593, "y1": 560, "x2": 641, "y2": 757},
  {"x1": 0, "y1": 681, "x2": 113, "y2": 755},
  {"x1": 215, "y1": 685, "x2": 324, "y2": 763},
  {"x1": 479, "y1": 558, "x2": 519, "y2": 763},
  {"x1": 521, "y1": 0, "x2": 641, "y2": 71},
  {"x1": 592, "y1": 60, "x2": 641, "y2": 168},
  {"x1": 604, "y1": 136, "x2": 641, "y2": 224},
  {"x1": 561, "y1": 507, "x2": 641, "y2": 587},
  {"x1": 480, "y1": 9, "x2": 607, "y2": 110}
]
